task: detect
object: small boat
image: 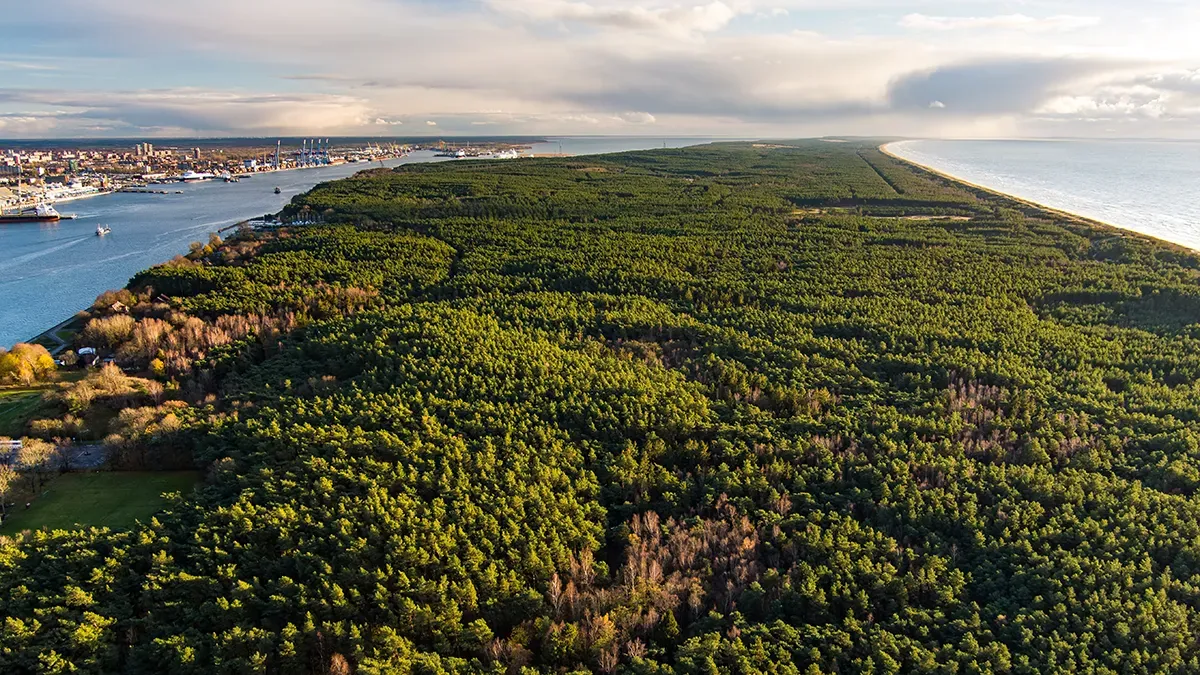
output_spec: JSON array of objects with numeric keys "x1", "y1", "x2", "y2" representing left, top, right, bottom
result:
[
  {"x1": 96, "y1": 225, "x2": 111, "y2": 236},
  {"x1": 274, "y1": 187, "x2": 282, "y2": 194}
]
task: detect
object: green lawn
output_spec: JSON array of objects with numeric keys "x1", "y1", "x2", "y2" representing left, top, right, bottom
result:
[
  {"x1": 0, "y1": 471, "x2": 200, "y2": 534},
  {"x1": 0, "y1": 373, "x2": 85, "y2": 437},
  {"x1": 0, "y1": 389, "x2": 49, "y2": 437},
  {"x1": 30, "y1": 336, "x2": 59, "y2": 351}
]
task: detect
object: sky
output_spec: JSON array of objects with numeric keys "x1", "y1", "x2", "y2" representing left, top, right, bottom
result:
[{"x1": 1, "y1": 0, "x2": 1199, "y2": 138}]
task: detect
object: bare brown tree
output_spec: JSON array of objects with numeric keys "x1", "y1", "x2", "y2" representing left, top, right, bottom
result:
[
  {"x1": 17, "y1": 438, "x2": 55, "y2": 493},
  {"x1": 0, "y1": 463, "x2": 16, "y2": 519}
]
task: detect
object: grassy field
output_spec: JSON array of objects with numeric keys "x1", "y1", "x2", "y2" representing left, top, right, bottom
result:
[
  {"x1": 0, "y1": 388, "x2": 50, "y2": 437},
  {"x1": 0, "y1": 471, "x2": 200, "y2": 534},
  {"x1": 0, "y1": 371, "x2": 87, "y2": 437},
  {"x1": 30, "y1": 336, "x2": 60, "y2": 351}
]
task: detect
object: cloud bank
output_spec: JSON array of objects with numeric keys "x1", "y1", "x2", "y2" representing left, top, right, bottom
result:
[
  {"x1": 2, "y1": 0, "x2": 1198, "y2": 137},
  {"x1": 899, "y1": 14, "x2": 1101, "y2": 33}
]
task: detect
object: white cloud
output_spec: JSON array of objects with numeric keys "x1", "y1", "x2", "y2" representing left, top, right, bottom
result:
[
  {"x1": 900, "y1": 13, "x2": 1101, "y2": 33},
  {"x1": 484, "y1": 0, "x2": 745, "y2": 36},
  {"x1": 1138, "y1": 70, "x2": 1200, "y2": 94},
  {"x1": 614, "y1": 111, "x2": 657, "y2": 123},
  {"x1": 0, "y1": 113, "x2": 67, "y2": 135},
  {"x1": 1036, "y1": 84, "x2": 1172, "y2": 120},
  {"x1": 0, "y1": 88, "x2": 373, "y2": 135},
  {"x1": 3, "y1": 0, "x2": 1199, "y2": 138},
  {"x1": 0, "y1": 60, "x2": 59, "y2": 72},
  {"x1": 426, "y1": 120, "x2": 438, "y2": 126}
]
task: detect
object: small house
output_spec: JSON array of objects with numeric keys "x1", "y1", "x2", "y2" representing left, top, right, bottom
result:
[{"x1": 77, "y1": 347, "x2": 100, "y2": 368}]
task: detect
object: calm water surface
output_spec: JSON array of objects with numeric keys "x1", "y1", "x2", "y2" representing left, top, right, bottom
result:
[
  {"x1": 1, "y1": 138, "x2": 720, "y2": 347},
  {"x1": 529, "y1": 136, "x2": 728, "y2": 155},
  {"x1": 888, "y1": 139, "x2": 1200, "y2": 251}
]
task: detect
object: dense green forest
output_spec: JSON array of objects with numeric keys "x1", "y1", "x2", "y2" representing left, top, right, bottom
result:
[{"x1": 6, "y1": 140, "x2": 1200, "y2": 673}]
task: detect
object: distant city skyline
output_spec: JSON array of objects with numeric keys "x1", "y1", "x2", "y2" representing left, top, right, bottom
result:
[{"x1": 3, "y1": 0, "x2": 1199, "y2": 138}]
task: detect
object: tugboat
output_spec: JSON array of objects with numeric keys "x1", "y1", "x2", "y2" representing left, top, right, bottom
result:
[
  {"x1": 274, "y1": 187, "x2": 282, "y2": 194},
  {"x1": 96, "y1": 225, "x2": 111, "y2": 237}
]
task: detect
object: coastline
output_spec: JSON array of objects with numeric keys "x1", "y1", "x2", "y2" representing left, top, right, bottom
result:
[
  {"x1": 12, "y1": 152, "x2": 440, "y2": 348},
  {"x1": 32, "y1": 153, "x2": 425, "y2": 209},
  {"x1": 50, "y1": 190, "x2": 116, "y2": 205},
  {"x1": 9, "y1": 189, "x2": 115, "y2": 210},
  {"x1": 879, "y1": 141, "x2": 1200, "y2": 256},
  {"x1": 18, "y1": 142, "x2": 1198, "y2": 350}
]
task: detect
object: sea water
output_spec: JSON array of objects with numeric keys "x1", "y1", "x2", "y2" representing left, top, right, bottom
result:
[{"x1": 888, "y1": 139, "x2": 1200, "y2": 252}]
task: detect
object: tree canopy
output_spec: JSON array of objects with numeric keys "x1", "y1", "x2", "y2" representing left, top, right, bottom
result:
[
  {"x1": 5, "y1": 141, "x2": 1200, "y2": 673},
  {"x1": 0, "y1": 343, "x2": 56, "y2": 386}
]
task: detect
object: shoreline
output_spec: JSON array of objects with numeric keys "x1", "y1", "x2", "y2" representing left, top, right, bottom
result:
[
  {"x1": 30, "y1": 152, "x2": 428, "y2": 209},
  {"x1": 49, "y1": 190, "x2": 116, "y2": 206},
  {"x1": 16, "y1": 155, "x2": 428, "y2": 348},
  {"x1": 18, "y1": 143, "x2": 1197, "y2": 350},
  {"x1": 8, "y1": 189, "x2": 115, "y2": 211},
  {"x1": 879, "y1": 141, "x2": 1200, "y2": 256}
]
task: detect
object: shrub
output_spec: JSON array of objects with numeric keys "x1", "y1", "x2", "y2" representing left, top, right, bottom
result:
[
  {"x1": 82, "y1": 315, "x2": 136, "y2": 349},
  {"x1": 0, "y1": 343, "x2": 56, "y2": 385}
]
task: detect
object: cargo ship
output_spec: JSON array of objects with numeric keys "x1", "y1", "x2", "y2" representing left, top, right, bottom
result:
[
  {"x1": 0, "y1": 161, "x2": 62, "y2": 223},
  {"x1": 0, "y1": 203, "x2": 61, "y2": 223}
]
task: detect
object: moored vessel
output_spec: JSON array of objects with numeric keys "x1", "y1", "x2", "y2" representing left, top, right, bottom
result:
[
  {"x1": 180, "y1": 171, "x2": 215, "y2": 183},
  {"x1": 0, "y1": 203, "x2": 61, "y2": 224}
]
